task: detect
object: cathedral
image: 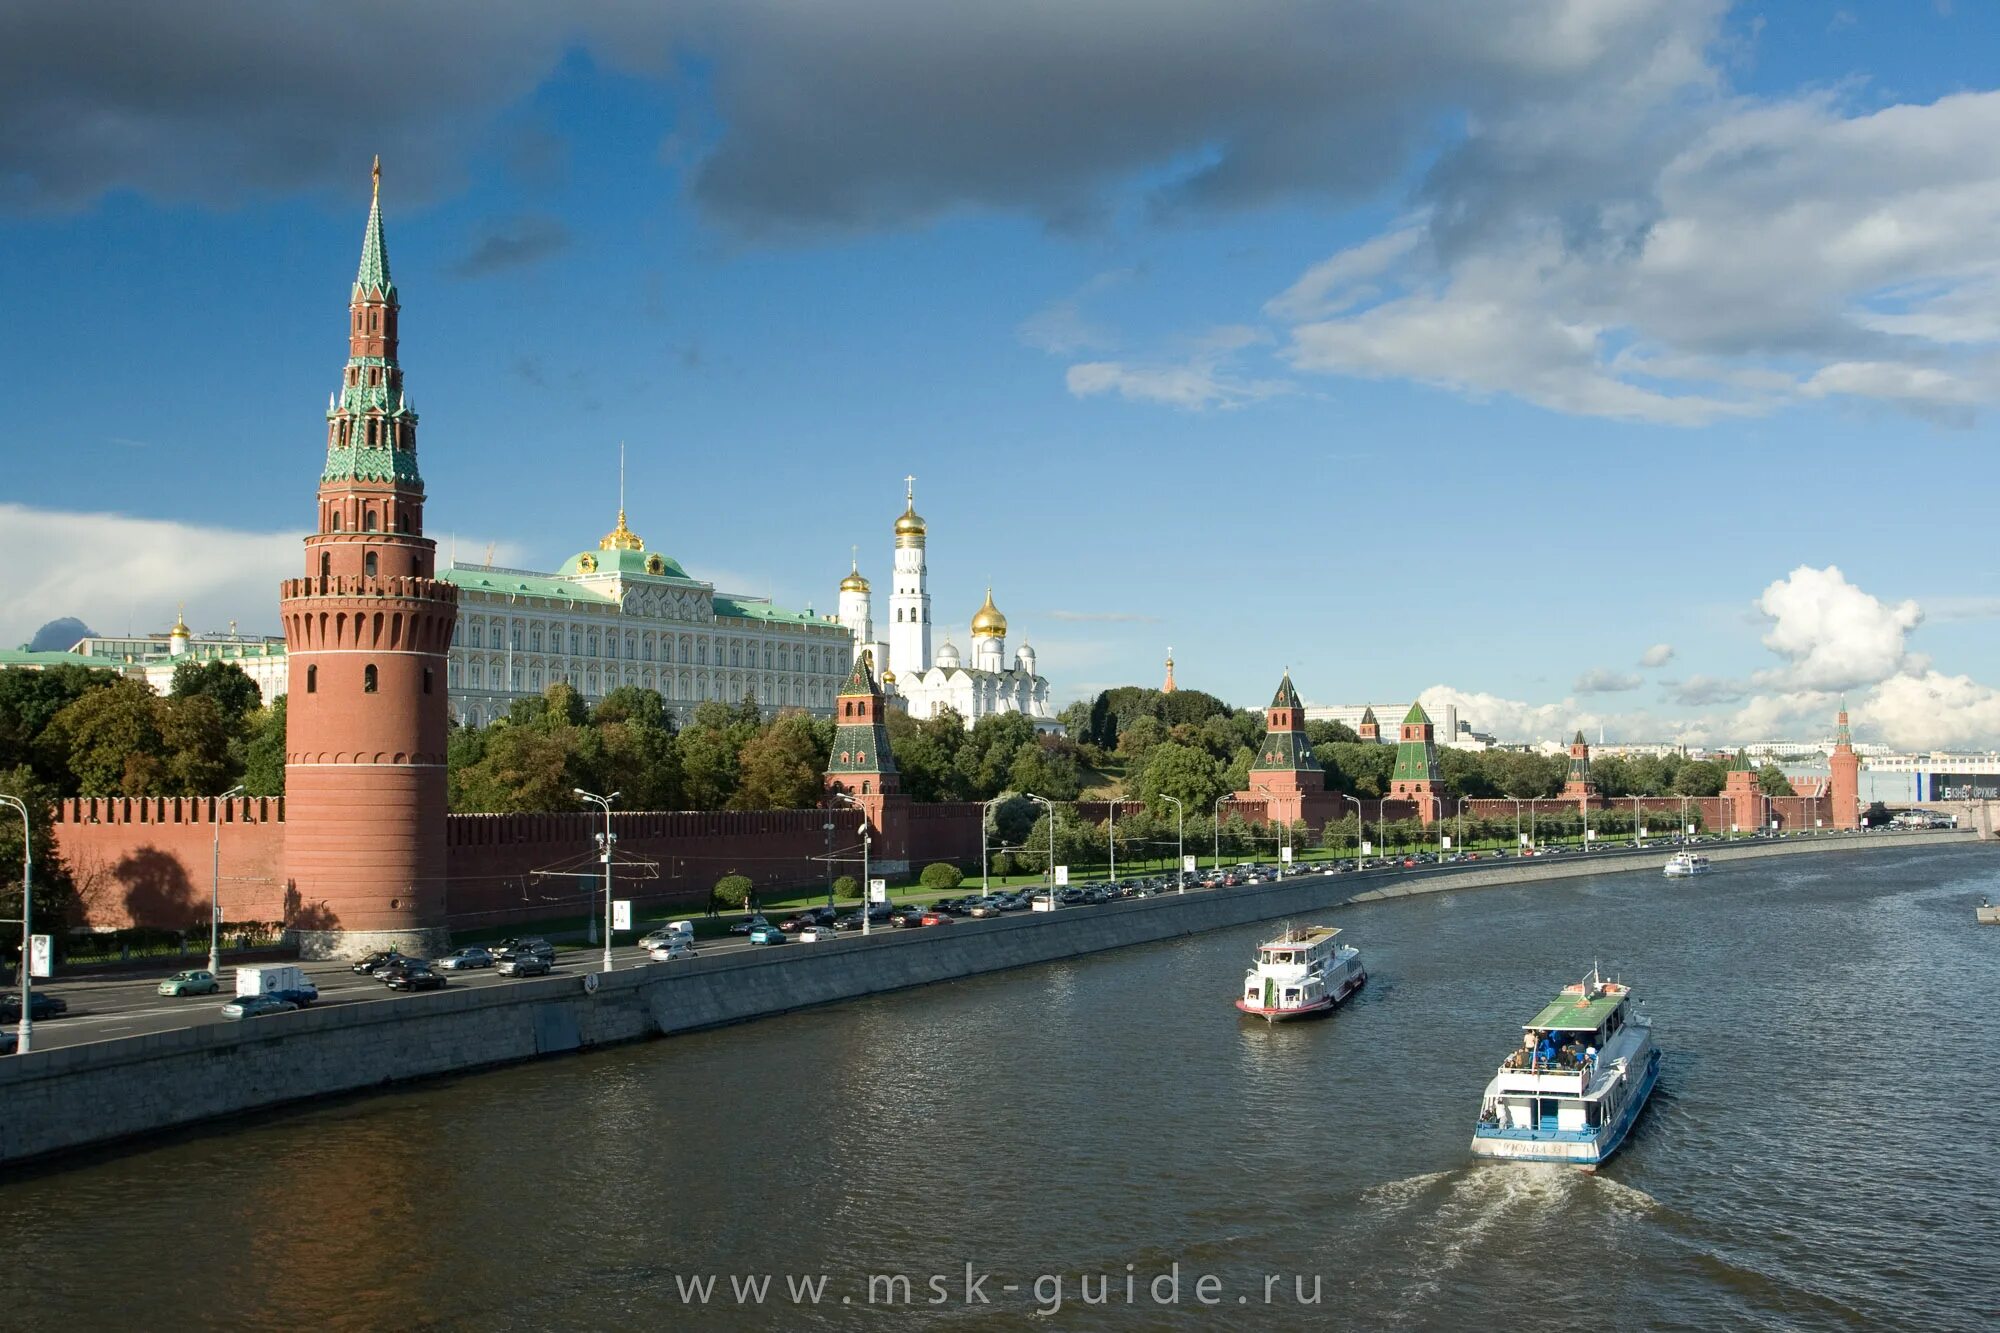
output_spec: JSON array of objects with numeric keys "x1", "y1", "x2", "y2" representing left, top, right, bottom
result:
[{"x1": 837, "y1": 481, "x2": 1059, "y2": 731}]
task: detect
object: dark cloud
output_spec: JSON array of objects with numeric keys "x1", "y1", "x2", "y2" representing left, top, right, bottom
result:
[
  {"x1": 1, "y1": 2, "x2": 1721, "y2": 241},
  {"x1": 451, "y1": 214, "x2": 572, "y2": 278},
  {"x1": 1664, "y1": 675, "x2": 1750, "y2": 706}
]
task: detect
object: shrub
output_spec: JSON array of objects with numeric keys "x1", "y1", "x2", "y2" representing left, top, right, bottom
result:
[
  {"x1": 713, "y1": 875, "x2": 754, "y2": 910},
  {"x1": 919, "y1": 862, "x2": 963, "y2": 890},
  {"x1": 990, "y1": 851, "x2": 1016, "y2": 877},
  {"x1": 832, "y1": 875, "x2": 860, "y2": 900}
]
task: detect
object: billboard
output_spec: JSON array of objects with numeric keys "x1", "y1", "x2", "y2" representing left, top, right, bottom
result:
[{"x1": 1930, "y1": 773, "x2": 2000, "y2": 801}]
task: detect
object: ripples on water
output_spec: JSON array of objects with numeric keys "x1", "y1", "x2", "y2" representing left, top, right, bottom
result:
[{"x1": 4, "y1": 847, "x2": 1999, "y2": 1331}]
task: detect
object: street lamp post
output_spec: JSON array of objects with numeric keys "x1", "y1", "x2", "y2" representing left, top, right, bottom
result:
[
  {"x1": 208, "y1": 783, "x2": 245, "y2": 975},
  {"x1": 1632, "y1": 793, "x2": 1643, "y2": 848},
  {"x1": 1160, "y1": 795, "x2": 1185, "y2": 893},
  {"x1": 1024, "y1": 793, "x2": 1056, "y2": 908},
  {"x1": 1508, "y1": 797, "x2": 1523, "y2": 853},
  {"x1": 573, "y1": 789, "x2": 620, "y2": 973},
  {"x1": 1108, "y1": 796, "x2": 1129, "y2": 885},
  {"x1": 1, "y1": 794, "x2": 32, "y2": 1055},
  {"x1": 1341, "y1": 794, "x2": 1364, "y2": 871},
  {"x1": 1456, "y1": 797, "x2": 1470, "y2": 857},
  {"x1": 832, "y1": 791, "x2": 875, "y2": 934},
  {"x1": 1212, "y1": 793, "x2": 1231, "y2": 872},
  {"x1": 979, "y1": 795, "x2": 1006, "y2": 892}
]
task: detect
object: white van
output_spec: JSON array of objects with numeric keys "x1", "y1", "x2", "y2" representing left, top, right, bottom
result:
[
  {"x1": 639, "y1": 920, "x2": 695, "y2": 950},
  {"x1": 236, "y1": 963, "x2": 308, "y2": 997}
]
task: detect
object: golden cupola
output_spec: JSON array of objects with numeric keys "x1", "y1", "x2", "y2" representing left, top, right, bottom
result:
[
  {"x1": 599, "y1": 508, "x2": 644, "y2": 551},
  {"x1": 970, "y1": 587, "x2": 1007, "y2": 639},
  {"x1": 894, "y1": 477, "x2": 926, "y2": 547},
  {"x1": 840, "y1": 556, "x2": 870, "y2": 594}
]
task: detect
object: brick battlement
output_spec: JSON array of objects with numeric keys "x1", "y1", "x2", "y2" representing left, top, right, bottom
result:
[
  {"x1": 445, "y1": 807, "x2": 834, "y2": 847},
  {"x1": 279, "y1": 573, "x2": 456, "y2": 602},
  {"x1": 52, "y1": 796, "x2": 284, "y2": 826}
]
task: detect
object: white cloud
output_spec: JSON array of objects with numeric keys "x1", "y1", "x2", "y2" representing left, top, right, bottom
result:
[
  {"x1": 1067, "y1": 327, "x2": 1292, "y2": 411},
  {"x1": 1665, "y1": 674, "x2": 1749, "y2": 707},
  {"x1": 1574, "y1": 668, "x2": 1642, "y2": 694},
  {"x1": 1638, "y1": 642, "x2": 1675, "y2": 668},
  {"x1": 1861, "y1": 670, "x2": 2000, "y2": 751},
  {"x1": 1754, "y1": 564, "x2": 1923, "y2": 691}
]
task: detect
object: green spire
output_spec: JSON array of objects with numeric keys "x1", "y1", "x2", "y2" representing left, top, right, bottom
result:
[
  {"x1": 1392, "y1": 703, "x2": 1439, "y2": 784},
  {"x1": 1727, "y1": 750, "x2": 1755, "y2": 773},
  {"x1": 828, "y1": 650, "x2": 897, "y2": 778},
  {"x1": 1251, "y1": 669, "x2": 1320, "y2": 775},
  {"x1": 1269, "y1": 670, "x2": 1302, "y2": 711},
  {"x1": 354, "y1": 155, "x2": 395, "y2": 300},
  {"x1": 1402, "y1": 701, "x2": 1430, "y2": 727}
]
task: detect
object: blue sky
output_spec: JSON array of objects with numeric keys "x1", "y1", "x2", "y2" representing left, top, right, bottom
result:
[{"x1": 4, "y1": 1, "x2": 2000, "y2": 749}]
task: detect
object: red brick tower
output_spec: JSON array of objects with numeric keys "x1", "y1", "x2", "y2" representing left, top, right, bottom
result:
[
  {"x1": 826, "y1": 651, "x2": 910, "y2": 872},
  {"x1": 1357, "y1": 705, "x2": 1380, "y2": 744},
  {"x1": 1239, "y1": 670, "x2": 1338, "y2": 829},
  {"x1": 1389, "y1": 702, "x2": 1444, "y2": 824},
  {"x1": 1829, "y1": 699, "x2": 1860, "y2": 830},
  {"x1": 1723, "y1": 751, "x2": 1764, "y2": 832},
  {"x1": 279, "y1": 160, "x2": 457, "y2": 959},
  {"x1": 1560, "y1": 729, "x2": 1599, "y2": 810}
]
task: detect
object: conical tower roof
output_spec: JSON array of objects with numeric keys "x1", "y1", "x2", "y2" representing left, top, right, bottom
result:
[
  {"x1": 1403, "y1": 701, "x2": 1430, "y2": 726},
  {"x1": 354, "y1": 156, "x2": 395, "y2": 300},
  {"x1": 1269, "y1": 670, "x2": 1303, "y2": 710}
]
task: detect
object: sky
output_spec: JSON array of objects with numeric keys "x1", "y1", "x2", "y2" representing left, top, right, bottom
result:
[{"x1": 5, "y1": 1, "x2": 2000, "y2": 751}]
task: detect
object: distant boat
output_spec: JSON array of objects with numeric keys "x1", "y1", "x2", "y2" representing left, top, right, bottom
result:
[
  {"x1": 1235, "y1": 925, "x2": 1364, "y2": 1022},
  {"x1": 1471, "y1": 967, "x2": 1660, "y2": 1168},
  {"x1": 1978, "y1": 897, "x2": 1999, "y2": 926},
  {"x1": 1663, "y1": 851, "x2": 1710, "y2": 877}
]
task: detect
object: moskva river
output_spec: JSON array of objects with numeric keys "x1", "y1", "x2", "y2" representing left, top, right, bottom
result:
[{"x1": 5, "y1": 844, "x2": 1998, "y2": 1330}]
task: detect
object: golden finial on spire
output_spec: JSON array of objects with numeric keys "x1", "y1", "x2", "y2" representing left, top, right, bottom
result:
[
  {"x1": 171, "y1": 603, "x2": 191, "y2": 637},
  {"x1": 372, "y1": 154, "x2": 381, "y2": 203}
]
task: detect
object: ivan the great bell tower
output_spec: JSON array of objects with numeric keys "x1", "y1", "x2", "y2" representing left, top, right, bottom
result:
[{"x1": 279, "y1": 160, "x2": 456, "y2": 959}]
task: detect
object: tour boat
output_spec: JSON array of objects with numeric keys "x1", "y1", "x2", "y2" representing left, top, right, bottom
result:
[
  {"x1": 1470, "y1": 968, "x2": 1660, "y2": 1168},
  {"x1": 1235, "y1": 925, "x2": 1365, "y2": 1021},
  {"x1": 1662, "y1": 851, "x2": 1710, "y2": 877}
]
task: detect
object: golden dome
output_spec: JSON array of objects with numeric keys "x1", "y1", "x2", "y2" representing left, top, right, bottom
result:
[
  {"x1": 599, "y1": 509, "x2": 644, "y2": 551},
  {"x1": 882, "y1": 668, "x2": 897, "y2": 685},
  {"x1": 840, "y1": 557, "x2": 870, "y2": 594},
  {"x1": 894, "y1": 476, "x2": 926, "y2": 545},
  {"x1": 970, "y1": 587, "x2": 1007, "y2": 638},
  {"x1": 170, "y1": 604, "x2": 191, "y2": 637}
]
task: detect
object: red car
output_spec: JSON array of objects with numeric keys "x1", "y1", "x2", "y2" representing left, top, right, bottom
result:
[{"x1": 919, "y1": 911, "x2": 954, "y2": 927}]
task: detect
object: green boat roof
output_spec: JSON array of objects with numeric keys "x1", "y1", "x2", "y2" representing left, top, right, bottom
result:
[{"x1": 1525, "y1": 988, "x2": 1626, "y2": 1032}]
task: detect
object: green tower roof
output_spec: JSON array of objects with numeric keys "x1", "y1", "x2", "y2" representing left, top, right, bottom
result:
[
  {"x1": 1269, "y1": 671, "x2": 1302, "y2": 710},
  {"x1": 354, "y1": 157, "x2": 395, "y2": 300},
  {"x1": 1403, "y1": 701, "x2": 1430, "y2": 726},
  {"x1": 1727, "y1": 750, "x2": 1755, "y2": 772}
]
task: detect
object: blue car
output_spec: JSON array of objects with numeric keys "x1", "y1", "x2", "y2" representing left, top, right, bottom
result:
[{"x1": 747, "y1": 924, "x2": 787, "y2": 945}]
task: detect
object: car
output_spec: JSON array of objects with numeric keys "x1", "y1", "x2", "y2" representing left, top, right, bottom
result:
[
  {"x1": 221, "y1": 994, "x2": 298, "y2": 1020},
  {"x1": 497, "y1": 953, "x2": 552, "y2": 977},
  {"x1": 383, "y1": 965, "x2": 446, "y2": 992},
  {"x1": 780, "y1": 907, "x2": 838, "y2": 933},
  {"x1": 888, "y1": 906, "x2": 929, "y2": 928},
  {"x1": 923, "y1": 900, "x2": 964, "y2": 917},
  {"x1": 157, "y1": 969, "x2": 221, "y2": 997},
  {"x1": 638, "y1": 924, "x2": 694, "y2": 951},
  {"x1": 833, "y1": 911, "x2": 865, "y2": 931},
  {"x1": 1, "y1": 993, "x2": 68, "y2": 1021},
  {"x1": 648, "y1": 940, "x2": 700, "y2": 960},
  {"x1": 371, "y1": 956, "x2": 422, "y2": 978},
  {"x1": 730, "y1": 914, "x2": 773, "y2": 936},
  {"x1": 0, "y1": 1029, "x2": 15, "y2": 1055},
  {"x1": 271, "y1": 985, "x2": 319, "y2": 1008},
  {"x1": 435, "y1": 947, "x2": 496, "y2": 971},
  {"x1": 352, "y1": 949, "x2": 405, "y2": 974},
  {"x1": 967, "y1": 899, "x2": 1006, "y2": 918},
  {"x1": 798, "y1": 926, "x2": 838, "y2": 943},
  {"x1": 493, "y1": 937, "x2": 555, "y2": 962},
  {"x1": 919, "y1": 911, "x2": 954, "y2": 927},
  {"x1": 747, "y1": 924, "x2": 787, "y2": 945}
]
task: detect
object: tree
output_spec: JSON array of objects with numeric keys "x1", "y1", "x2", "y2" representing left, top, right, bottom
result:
[
  {"x1": 598, "y1": 713, "x2": 681, "y2": 811},
  {"x1": 1674, "y1": 760, "x2": 1725, "y2": 797},
  {"x1": 1008, "y1": 735, "x2": 1083, "y2": 802},
  {"x1": 593, "y1": 685, "x2": 672, "y2": 731},
  {"x1": 919, "y1": 862, "x2": 963, "y2": 890},
  {"x1": 168, "y1": 660, "x2": 263, "y2": 725},
  {"x1": 158, "y1": 693, "x2": 235, "y2": 795},
  {"x1": 956, "y1": 712, "x2": 1038, "y2": 798},
  {"x1": 676, "y1": 717, "x2": 742, "y2": 810},
  {"x1": 1134, "y1": 740, "x2": 1227, "y2": 814},
  {"x1": 886, "y1": 708, "x2": 967, "y2": 802},
  {"x1": 832, "y1": 874, "x2": 860, "y2": 899},
  {"x1": 451, "y1": 723, "x2": 587, "y2": 813},
  {"x1": 38, "y1": 678, "x2": 167, "y2": 795},
  {"x1": 1756, "y1": 763, "x2": 1796, "y2": 797},
  {"x1": 0, "y1": 766, "x2": 77, "y2": 948},
  {"x1": 0, "y1": 664, "x2": 114, "y2": 785},
  {"x1": 732, "y1": 711, "x2": 827, "y2": 810},
  {"x1": 1304, "y1": 719, "x2": 1358, "y2": 745},
  {"x1": 240, "y1": 695, "x2": 287, "y2": 797},
  {"x1": 713, "y1": 874, "x2": 753, "y2": 909}
]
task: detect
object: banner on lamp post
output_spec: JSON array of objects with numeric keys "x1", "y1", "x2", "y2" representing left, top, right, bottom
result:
[
  {"x1": 1280, "y1": 846, "x2": 1294, "y2": 863},
  {"x1": 869, "y1": 879, "x2": 888, "y2": 903},
  {"x1": 29, "y1": 934, "x2": 52, "y2": 979},
  {"x1": 1053, "y1": 866, "x2": 1069, "y2": 886},
  {"x1": 612, "y1": 900, "x2": 632, "y2": 932},
  {"x1": 1182, "y1": 855, "x2": 1197, "y2": 873}
]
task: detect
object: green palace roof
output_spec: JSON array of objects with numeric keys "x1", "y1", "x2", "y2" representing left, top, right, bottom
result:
[
  {"x1": 441, "y1": 568, "x2": 616, "y2": 604},
  {"x1": 555, "y1": 546, "x2": 695, "y2": 581},
  {"x1": 1526, "y1": 989, "x2": 1625, "y2": 1032},
  {"x1": 0, "y1": 649, "x2": 115, "y2": 670},
  {"x1": 714, "y1": 596, "x2": 829, "y2": 627}
]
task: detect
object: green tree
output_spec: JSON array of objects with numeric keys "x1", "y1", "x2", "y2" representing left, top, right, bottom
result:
[
  {"x1": 451, "y1": 723, "x2": 587, "y2": 813},
  {"x1": 598, "y1": 713, "x2": 681, "y2": 811},
  {"x1": 1674, "y1": 760, "x2": 1726, "y2": 797},
  {"x1": 1304, "y1": 719, "x2": 1359, "y2": 745},
  {"x1": 593, "y1": 685, "x2": 672, "y2": 731},
  {"x1": 38, "y1": 678, "x2": 167, "y2": 795},
  {"x1": 0, "y1": 766, "x2": 78, "y2": 946},
  {"x1": 677, "y1": 717, "x2": 741, "y2": 810},
  {"x1": 713, "y1": 874, "x2": 754, "y2": 909},
  {"x1": 956, "y1": 711, "x2": 1038, "y2": 798},
  {"x1": 167, "y1": 660, "x2": 263, "y2": 725},
  {"x1": 1756, "y1": 763, "x2": 1796, "y2": 797},
  {"x1": 0, "y1": 664, "x2": 114, "y2": 785},
  {"x1": 733, "y1": 711, "x2": 827, "y2": 810},
  {"x1": 1008, "y1": 735, "x2": 1083, "y2": 801},
  {"x1": 919, "y1": 862, "x2": 964, "y2": 890},
  {"x1": 885, "y1": 708, "x2": 968, "y2": 802},
  {"x1": 1134, "y1": 740, "x2": 1227, "y2": 814},
  {"x1": 158, "y1": 693, "x2": 236, "y2": 795},
  {"x1": 239, "y1": 695, "x2": 287, "y2": 797}
]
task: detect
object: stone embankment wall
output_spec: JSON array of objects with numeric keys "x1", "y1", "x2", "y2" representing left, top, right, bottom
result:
[{"x1": 1, "y1": 829, "x2": 1972, "y2": 1166}]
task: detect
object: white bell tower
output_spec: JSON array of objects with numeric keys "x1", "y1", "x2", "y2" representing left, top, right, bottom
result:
[{"x1": 888, "y1": 476, "x2": 931, "y2": 677}]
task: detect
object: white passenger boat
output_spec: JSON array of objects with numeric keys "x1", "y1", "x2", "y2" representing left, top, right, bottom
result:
[
  {"x1": 1235, "y1": 925, "x2": 1365, "y2": 1021},
  {"x1": 1662, "y1": 851, "x2": 1710, "y2": 877},
  {"x1": 1470, "y1": 968, "x2": 1660, "y2": 1168}
]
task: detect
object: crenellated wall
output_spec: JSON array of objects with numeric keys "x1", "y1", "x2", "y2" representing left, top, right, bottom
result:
[{"x1": 51, "y1": 798, "x2": 291, "y2": 929}]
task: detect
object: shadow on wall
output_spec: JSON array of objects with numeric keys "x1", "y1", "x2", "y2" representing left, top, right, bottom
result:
[
  {"x1": 116, "y1": 846, "x2": 198, "y2": 929},
  {"x1": 283, "y1": 884, "x2": 340, "y2": 933}
]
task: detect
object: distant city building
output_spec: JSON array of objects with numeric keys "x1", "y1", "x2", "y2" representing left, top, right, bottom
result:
[{"x1": 71, "y1": 611, "x2": 289, "y2": 701}]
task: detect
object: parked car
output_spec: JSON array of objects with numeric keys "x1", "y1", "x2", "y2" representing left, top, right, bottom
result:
[
  {"x1": 888, "y1": 906, "x2": 929, "y2": 928},
  {"x1": 435, "y1": 947, "x2": 496, "y2": 971},
  {"x1": 919, "y1": 911, "x2": 954, "y2": 927},
  {"x1": 271, "y1": 984, "x2": 319, "y2": 1008},
  {"x1": 352, "y1": 949, "x2": 404, "y2": 974},
  {"x1": 1, "y1": 993, "x2": 67, "y2": 1021},
  {"x1": 493, "y1": 937, "x2": 555, "y2": 962},
  {"x1": 222, "y1": 994, "x2": 297, "y2": 1020},
  {"x1": 497, "y1": 953, "x2": 552, "y2": 977},
  {"x1": 798, "y1": 925, "x2": 837, "y2": 943},
  {"x1": 648, "y1": 940, "x2": 699, "y2": 961},
  {"x1": 383, "y1": 965, "x2": 446, "y2": 992},
  {"x1": 780, "y1": 907, "x2": 838, "y2": 934},
  {"x1": 729, "y1": 914, "x2": 773, "y2": 936},
  {"x1": 371, "y1": 956, "x2": 420, "y2": 978},
  {"x1": 157, "y1": 969, "x2": 220, "y2": 997},
  {"x1": 747, "y1": 924, "x2": 787, "y2": 945},
  {"x1": 967, "y1": 898, "x2": 1006, "y2": 918}
]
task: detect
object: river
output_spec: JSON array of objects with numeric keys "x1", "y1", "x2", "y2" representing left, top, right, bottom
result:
[{"x1": 4, "y1": 843, "x2": 1997, "y2": 1330}]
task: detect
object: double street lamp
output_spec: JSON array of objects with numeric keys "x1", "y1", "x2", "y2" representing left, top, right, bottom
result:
[
  {"x1": 573, "y1": 789, "x2": 620, "y2": 973},
  {"x1": 1023, "y1": 792, "x2": 1056, "y2": 906},
  {"x1": 831, "y1": 791, "x2": 874, "y2": 934},
  {"x1": 1159, "y1": 795, "x2": 1185, "y2": 893},
  {"x1": 1341, "y1": 793, "x2": 1364, "y2": 870},
  {"x1": 1, "y1": 794, "x2": 32, "y2": 1055},
  {"x1": 209, "y1": 784, "x2": 245, "y2": 975}
]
